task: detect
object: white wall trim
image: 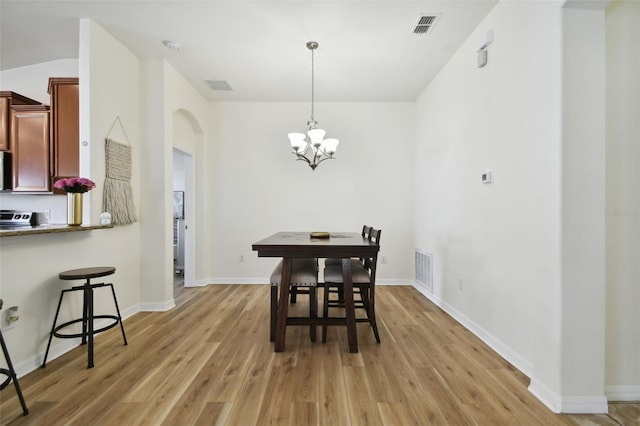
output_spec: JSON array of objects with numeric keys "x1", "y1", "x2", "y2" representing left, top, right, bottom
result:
[
  {"x1": 207, "y1": 278, "x2": 267, "y2": 285},
  {"x1": 376, "y1": 279, "x2": 413, "y2": 285},
  {"x1": 528, "y1": 378, "x2": 562, "y2": 413},
  {"x1": 413, "y1": 281, "x2": 533, "y2": 377},
  {"x1": 139, "y1": 300, "x2": 176, "y2": 312},
  {"x1": 560, "y1": 396, "x2": 609, "y2": 414},
  {"x1": 192, "y1": 279, "x2": 210, "y2": 287},
  {"x1": 203, "y1": 278, "x2": 413, "y2": 286},
  {"x1": 414, "y1": 281, "x2": 611, "y2": 414},
  {"x1": 605, "y1": 385, "x2": 640, "y2": 402}
]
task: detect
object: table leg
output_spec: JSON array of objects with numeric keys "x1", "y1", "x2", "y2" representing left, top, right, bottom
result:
[
  {"x1": 342, "y1": 258, "x2": 358, "y2": 353},
  {"x1": 274, "y1": 257, "x2": 292, "y2": 352}
]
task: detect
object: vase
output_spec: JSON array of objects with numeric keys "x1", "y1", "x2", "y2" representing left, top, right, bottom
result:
[{"x1": 67, "y1": 193, "x2": 83, "y2": 226}]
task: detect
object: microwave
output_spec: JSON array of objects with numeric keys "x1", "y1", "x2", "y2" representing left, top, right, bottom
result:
[{"x1": 0, "y1": 151, "x2": 11, "y2": 190}]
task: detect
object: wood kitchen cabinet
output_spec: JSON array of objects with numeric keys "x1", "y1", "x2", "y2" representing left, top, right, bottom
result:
[
  {"x1": 11, "y1": 105, "x2": 50, "y2": 192},
  {"x1": 48, "y1": 78, "x2": 79, "y2": 182},
  {"x1": 0, "y1": 91, "x2": 41, "y2": 151}
]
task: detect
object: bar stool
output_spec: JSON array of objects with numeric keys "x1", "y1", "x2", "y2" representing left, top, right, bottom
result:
[
  {"x1": 0, "y1": 299, "x2": 29, "y2": 416},
  {"x1": 42, "y1": 266, "x2": 128, "y2": 369}
]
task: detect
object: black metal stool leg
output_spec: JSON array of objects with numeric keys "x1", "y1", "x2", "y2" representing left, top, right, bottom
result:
[
  {"x1": 108, "y1": 284, "x2": 128, "y2": 345},
  {"x1": 42, "y1": 288, "x2": 69, "y2": 368},
  {"x1": 81, "y1": 280, "x2": 89, "y2": 345},
  {"x1": 87, "y1": 284, "x2": 94, "y2": 368},
  {"x1": 0, "y1": 329, "x2": 28, "y2": 415}
]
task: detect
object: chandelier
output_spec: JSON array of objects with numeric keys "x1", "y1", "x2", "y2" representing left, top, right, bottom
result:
[{"x1": 288, "y1": 41, "x2": 339, "y2": 171}]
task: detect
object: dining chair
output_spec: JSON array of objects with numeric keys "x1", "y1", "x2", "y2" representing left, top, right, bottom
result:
[
  {"x1": 323, "y1": 225, "x2": 371, "y2": 304},
  {"x1": 322, "y1": 228, "x2": 381, "y2": 344},
  {"x1": 270, "y1": 258, "x2": 318, "y2": 342},
  {"x1": 324, "y1": 225, "x2": 371, "y2": 268}
]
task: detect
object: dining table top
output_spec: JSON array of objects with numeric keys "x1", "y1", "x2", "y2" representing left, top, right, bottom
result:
[{"x1": 252, "y1": 231, "x2": 379, "y2": 258}]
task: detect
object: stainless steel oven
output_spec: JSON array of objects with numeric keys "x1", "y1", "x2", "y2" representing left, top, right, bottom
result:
[{"x1": 0, "y1": 210, "x2": 37, "y2": 228}]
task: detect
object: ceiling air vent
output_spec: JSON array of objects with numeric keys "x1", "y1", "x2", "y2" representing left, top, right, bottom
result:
[
  {"x1": 413, "y1": 14, "x2": 441, "y2": 35},
  {"x1": 204, "y1": 79, "x2": 233, "y2": 91}
]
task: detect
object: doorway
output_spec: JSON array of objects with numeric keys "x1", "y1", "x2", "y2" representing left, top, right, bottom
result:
[{"x1": 173, "y1": 149, "x2": 192, "y2": 298}]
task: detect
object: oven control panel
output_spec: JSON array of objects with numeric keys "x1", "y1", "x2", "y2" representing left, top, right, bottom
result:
[{"x1": 0, "y1": 210, "x2": 37, "y2": 227}]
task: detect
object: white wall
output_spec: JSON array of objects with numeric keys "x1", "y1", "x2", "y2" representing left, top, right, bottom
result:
[
  {"x1": 0, "y1": 59, "x2": 78, "y2": 104},
  {"x1": 414, "y1": 0, "x2": 638, "y2": 412},
  {"x1": 208, "y1": 101, "x2": 415, "y2": 283},
  {"x1": 138, "y1": 59, "x2": 209, "y2": 304},
  {"x1": 560, "y1": 5, "x2": 606, "y2": 410},
  {"x1": 605, "y1": 0, "x2": 640, "y2": 400},
  {"x1": 415, "y1": 0, "x2": 563, "y2": 383}
]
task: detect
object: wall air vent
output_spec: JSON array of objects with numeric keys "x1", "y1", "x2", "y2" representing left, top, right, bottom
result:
[
  {"x1": 415, "y1": 249, "x2": 433, "y2": 292},
  {"x1": 204, "y1": 79, "x2": 233, "y2": 91},
  {"x1": 413, "y1": 14, "x2": 441, "y2": 35}
]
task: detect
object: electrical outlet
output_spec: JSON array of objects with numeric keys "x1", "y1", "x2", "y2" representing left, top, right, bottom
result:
[
  {"x1": 44, "y1": 209, "x2": 51, "y2": 219},
  {"x1": 2, "y1": 306, "x2": 19, "y2": 331},
  {"x1": 458, "y1": 277, "x2": 464, "y2": 290},
  {"x1": 381, "y1": 256, "x2": 387, "y2": 264},
  {"x1": 239, "y1": 255, "x2": 245, "y2": 263}
]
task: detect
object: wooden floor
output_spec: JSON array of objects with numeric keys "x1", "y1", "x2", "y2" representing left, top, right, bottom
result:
[{"x1": 1, "y1": 285, "x2": 638, "y2": 425}]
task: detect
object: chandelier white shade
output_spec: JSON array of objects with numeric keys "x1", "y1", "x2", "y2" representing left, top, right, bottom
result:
[{"x1": 289, "y1": 41, "x2": 339, "y2": 171}]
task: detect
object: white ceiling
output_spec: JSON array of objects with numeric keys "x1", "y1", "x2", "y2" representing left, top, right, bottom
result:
[{"x1": 0, "y1": 1, "x2": 497, "y2": 102}]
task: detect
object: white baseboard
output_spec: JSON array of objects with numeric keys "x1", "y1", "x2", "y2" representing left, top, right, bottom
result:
[
  {"x1": 207, "y1": 278, "x2": 267, "y2": 284},
  {"x1": 413, "y1": 280, "x2": 533, "y2": 377},
  {"x1": 414, "y1": 281, "x2": 613, "y2": 414},
  {"x1": 606, "y1": 385, "x2": 640, "y2": 401},
  {"x1": 529, "y1": 381, "x2": 610, "y2": 414},
  {"x1": 560, "y1": 395, "x2": 609, "y2": 414},
  {"x1": 139, "y1": 299, "x2": 175, "y2": 312},
  {"x1": 528, "y1": 378, "x2": 562, "y2": 413},
  {"x1": 203, "y1": 278, "x2": 413, "y2": 285},
  {"x1": 377, "y1": 279, "x2": 413, "y2": 285}
]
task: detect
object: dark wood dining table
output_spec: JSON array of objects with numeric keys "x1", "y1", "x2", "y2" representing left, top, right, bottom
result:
[{"x1": 252, "y1": 231, "x2": 379, "y2": 353}]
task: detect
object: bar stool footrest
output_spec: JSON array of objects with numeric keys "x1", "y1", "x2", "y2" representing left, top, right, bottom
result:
[
  {"x1": 53, "y1": 315, "x2": 121, "y2": 339},
  {"x1": 0, "y1": 369, "x2": 13, "y2": 390}
]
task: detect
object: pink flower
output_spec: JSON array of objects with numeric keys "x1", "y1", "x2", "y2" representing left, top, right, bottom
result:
[{"x1": 53, "y1": 177, "x2": 96, "y2": 193}]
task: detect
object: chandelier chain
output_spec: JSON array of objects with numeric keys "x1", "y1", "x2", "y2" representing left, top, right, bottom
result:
[{"x1": 310, "y1": 47, "x2": 315, "y2": 123}]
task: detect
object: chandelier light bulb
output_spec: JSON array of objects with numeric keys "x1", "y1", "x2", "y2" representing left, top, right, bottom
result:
[
  {"x1": 308, "y1": 128, "x2": 326, "y2": 147},
  {"x1": 288, "y1": 133, "x2": 306, "y2": 150},
  {"x1": 322, "y1": 138, "x2": 339, "y2": 155}
]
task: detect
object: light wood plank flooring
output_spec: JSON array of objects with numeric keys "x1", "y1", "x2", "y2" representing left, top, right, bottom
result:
[{"x1": 1, "y1": 285, "x2": 638, "y2": 425}]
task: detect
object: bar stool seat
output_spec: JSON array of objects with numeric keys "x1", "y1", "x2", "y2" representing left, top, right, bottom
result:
[
  {"x1": 42, "y1": 266, "x2": 127, "y2": 369},
  {"x1": 0, "y1": 299, "x2": 28, "y2": 416}
]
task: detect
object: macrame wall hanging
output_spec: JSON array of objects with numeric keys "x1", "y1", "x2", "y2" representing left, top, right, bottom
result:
[{"x1": 103, "y1": 116, "x2": 138, "y2": 225}]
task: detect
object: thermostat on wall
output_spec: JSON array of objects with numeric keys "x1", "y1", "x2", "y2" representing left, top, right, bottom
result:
[{"x1": 482, "y1": 170, "x2": 493, "y2": 184}]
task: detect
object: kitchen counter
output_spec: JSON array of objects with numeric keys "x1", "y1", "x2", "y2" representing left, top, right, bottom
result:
[{"x1": 0, "y1": 224, "x2": 113, "y2": 237}]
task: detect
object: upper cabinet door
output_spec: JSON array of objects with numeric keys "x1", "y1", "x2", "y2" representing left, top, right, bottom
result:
[
  {"x1": 11, "y1": 105, "x2": 51, "y2": 192},
  {"x1": 48, "y1": 78, "x2": 79, "y2": 181},
  {"x1": 0, "y1": 91, "x2": 41, "y2": 152}
]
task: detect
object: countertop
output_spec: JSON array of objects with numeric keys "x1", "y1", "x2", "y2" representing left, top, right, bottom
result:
[{"x1": 0, "y1": 224, "x2": 113, "y2": 237}]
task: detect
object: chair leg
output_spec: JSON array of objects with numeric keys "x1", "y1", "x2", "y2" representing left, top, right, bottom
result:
[
  {"x1": 322, "y1": 283, "x2": 330, "y2": 343},
  {"x1": 270, "y1": 286, "x2": 278, "y2": 342},
  {"x1": 108, "y1": 284, "x2": 128, "y2": 346},
  {"x1": 309, "y1": 287, "x2": 317, "y2": 342},
  {"x1": 360, "y1": 286, "x2": 381, "y2": 343},
  {"x1": 42, "y1": 289, "x2": 69, "y2": 368},
  {"x1": 0, "y1": 329, "x2": 28, "y2": 415},
  {"x1": 290, "y1": 286, "x2": 298, "y2": 303}
]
